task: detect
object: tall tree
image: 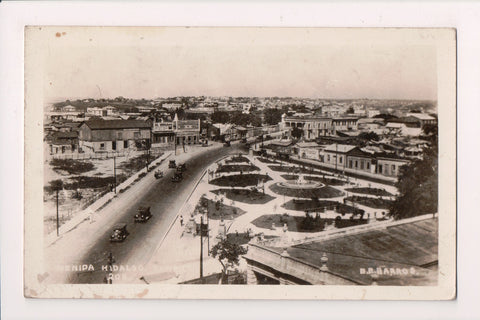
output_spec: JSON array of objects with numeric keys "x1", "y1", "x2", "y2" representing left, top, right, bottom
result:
[
  {"x1": 291, "y1": 126, "x2": 303, "y2": 139},
  {"x1": 263, "y1": 108, "x2": 283, "y2": 125},
  {"x1": 210, "y1": 238, "x2": 247, "y2": 283},
  {"x1": 389, "y1": 139, "x2": 438, "y2": 220},
  {"x1": 211, "y1": 111, "x2": 230, "y2": 124}
]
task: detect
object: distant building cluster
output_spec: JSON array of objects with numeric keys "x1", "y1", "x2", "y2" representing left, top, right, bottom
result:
[{"x1": 43, "y1": 96, "x2": 437, "y2": 163}]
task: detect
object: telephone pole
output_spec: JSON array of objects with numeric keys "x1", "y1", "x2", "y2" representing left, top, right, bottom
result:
[
  {"x1": 113, "y1": 155, "x2": 117, "y2": 194},
  {"x1": 200, "y1": 216, "x2": 204, "y2": 283},
  {"x1": 56, "y1": 189, "x2": 59, "y2": 236}
]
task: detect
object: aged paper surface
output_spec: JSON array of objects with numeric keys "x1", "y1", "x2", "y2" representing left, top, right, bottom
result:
[{"x1": 24, "y1": 27, "x2": 456, "y2": 299}]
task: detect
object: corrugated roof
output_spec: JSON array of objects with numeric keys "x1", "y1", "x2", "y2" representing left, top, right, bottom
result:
[
  {"x1": 286, "y1": 218, "x2": 438, "y2": 285},
  {"x1": 296, "y1": 141, "x2": 320, "y2": 148},
  {"x1": 407, "y1": 113, "x2": 436, "y2": 121},
  {"x1": 323, "y1": 144, "x2": 356, "y2": 153},
  {"x1": 83, "y1": 119, "x2": 151, "y2": 130}
]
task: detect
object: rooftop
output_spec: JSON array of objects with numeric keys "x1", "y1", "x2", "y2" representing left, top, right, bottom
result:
[
  {"x1": 264, "y1": 217, "x2": 438, "y2": 285},
  {"x1": 82, "y1": 119, "x2": 151, "y2": 130},
  {"x1": 406, "y1": 113, "x2": 436, "y2": 121},
  {"x1": 323, "y1": 144, "x2": 357, "y2": 153},
  {"x1": 296, "y1": 141, "x2": 320, "y2": 148}
]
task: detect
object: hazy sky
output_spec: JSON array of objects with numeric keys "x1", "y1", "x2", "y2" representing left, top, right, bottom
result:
[{"x1": 36, "y1": 28, "x2": 438, "y2": 101}]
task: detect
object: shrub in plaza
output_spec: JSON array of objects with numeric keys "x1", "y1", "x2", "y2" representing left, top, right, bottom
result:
[
  {"x1": 344, "y1": 187, "x2": 393, "y2": 197},
  {"x1": 334, "y1": 217, "x2": 368, "y2": 229},
  {"x1": 216, "y1": 164, "x2": 260, "y2": 173},
  {"x1": 304, "y1": 175, "x2": 346, "y2": 186},
  {"x1": 226, "y1": 232, "x2": 252, "y2": 246},
  {"x1": 211, "y1": 188, "x2": 275, "y2": 205},
  {"x1": 344, "y1": 196, "x2": 393, "y2": 209},
  {"x1": 269, "y1": 184, "x2": 344, "y2": 199},
  {"x1": 300, "y1": 212, "x2": 326, "y2": 231},
  {"x1": 256, "y1": 157, "x2": 280, "y2": 164},
  {"x1": 197, "y1": 198, "x2": 246, "y2": 220},
  {"x1": 225, "y1": 156, "x2": 250, "y2": 164},
  {"x1": 50, "y1": 158, "x2": 95, "y2": 175},
  {"x1": 251, "y1": 214, "x2": 325, "y2": 233},
  {"x1": 252, "y1": 213, "x2": 367, "y2": 233},
  {"x1": 209, "y1": 174, "x2": 272, "y2": 188},
  {"x1": 282, "y1": 199, "x2": 364, "y2": 215},
  {"x1": 268, "y1": 165, "x2": 317, "y2": 174}
]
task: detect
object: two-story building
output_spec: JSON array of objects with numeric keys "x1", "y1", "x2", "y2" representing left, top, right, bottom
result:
[
  {"x1": 332, "y1": 117, "x2": 359, "y2": 134},
  {"x1": 151, "y1": 120, "x2": 175, "y2": 148},
  {"x1": 78, "y1": 119, "x2": 151, "y2": 153},
  {"x1": 173, "y1": 114, "x2": 201, "y2": 145},
  {"x1": 281, "y1": 114, "x2": 333, "y2": 140}
]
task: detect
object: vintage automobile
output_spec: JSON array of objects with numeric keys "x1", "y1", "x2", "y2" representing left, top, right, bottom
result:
[
  {"x1": 168, "y1": 160, "x2": 177, "y2": 168},
  {"x1": 154, "y1": 170, "x2": 164, "y2": 179},
  {"x1": 223, "y1": 141, "x2": 231, "y2": 147},
  {"x1": 134, "y1": 206, "x2": 152, "y2": 223},
  {"x1": 176, "y1": 163, "x2": 186, "y2": 172},
  {"x1": 171, "y1": 172, "x2": 183, "y2": 182},
  {"x1": 110, "y1": 223, "x2": 129, "y2": 242}
]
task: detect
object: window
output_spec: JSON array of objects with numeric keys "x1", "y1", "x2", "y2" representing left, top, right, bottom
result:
[
  {"x1": 367, "y1": 162, "x2": 370, "y2": 170},
  {"x1": 339, "y1": 156, "x2": 342, "y2": 164},
  {"x1": 392, "y1": 165, "x2": 396, "y2": 171},
  {"x1": 349, "y1": 160, "x2": 353, "y2": 168},
  {"x1": 124, "y1": 140, "x2": 128, "y2": 148},
  {"x1": 360, "y1": 161, "x2": 364, "y2": 170},
  {"x1": 327, "y1": 155, "x2": 330, "y2": 162},
  {"x1": 112, "y1": 141, "x2": 116, "y2": 150},
  {"x1": 100, "y1": 143, "x2": 105, "y2": 150}
]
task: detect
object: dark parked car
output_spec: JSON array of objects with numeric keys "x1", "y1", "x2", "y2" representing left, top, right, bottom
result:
[
  {"x1": 110, "y1": 223, "x2": 129, "y2": 242},
  {"x1": 134, "y1": 206, "x2": 152, "y2": 222},
  {"x1": 223, "y1": 141, "x2": 231, "y2": 147},
  {"x1": 169, "y1": 160, "x2": 177, "y2": 168}
]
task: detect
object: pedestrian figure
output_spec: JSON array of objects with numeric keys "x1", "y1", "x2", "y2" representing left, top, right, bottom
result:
[{"x1": 180, "y1": 215, "x2": 184, "y2": 226}]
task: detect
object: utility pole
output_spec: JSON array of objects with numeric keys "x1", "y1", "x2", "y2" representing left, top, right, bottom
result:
[
  {"x1": 56, "y1": 188, "x2": 59, "y2": 237},
  {"x1": 200, "y1": 216, "x2": 204, "y2": 282},
  {"x1": 207, "y1": 209, "x2": 210, "y2": 255},
  {"x1": 113, "y1": 155, "x2": 117, "y2": 194},
  {"x1": 335, "y1": 143, "x2": 338, "y2": 173},
  {"x1": 174, "y1": 133, "x2": 177, "y2": 155}
]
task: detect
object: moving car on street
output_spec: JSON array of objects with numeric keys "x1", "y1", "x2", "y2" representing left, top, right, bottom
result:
[
  {"x1": 177, "y1": 163, "x2": 186, "y2": 172},
  {"x1": 134, "y1": 206, "x2": 152, "y2": 223},
  {"x1": 171, "y1": 172, "x2": 183, "y2": 182},
  {"x1": 154, "y1": 170, "x2": 164, "y2": 179},
  {"x1": 110, "y1": 223, "x2": 129, "y2": 242}
]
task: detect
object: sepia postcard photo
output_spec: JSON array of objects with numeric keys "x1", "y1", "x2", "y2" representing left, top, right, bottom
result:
[{"x1": 24, "y1": 27, "x2": 456, "y2": 299}]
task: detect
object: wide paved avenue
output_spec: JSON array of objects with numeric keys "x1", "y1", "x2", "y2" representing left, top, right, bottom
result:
[{"x1": 45, "y1": 143, "x2": 244, "y2": 284}]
